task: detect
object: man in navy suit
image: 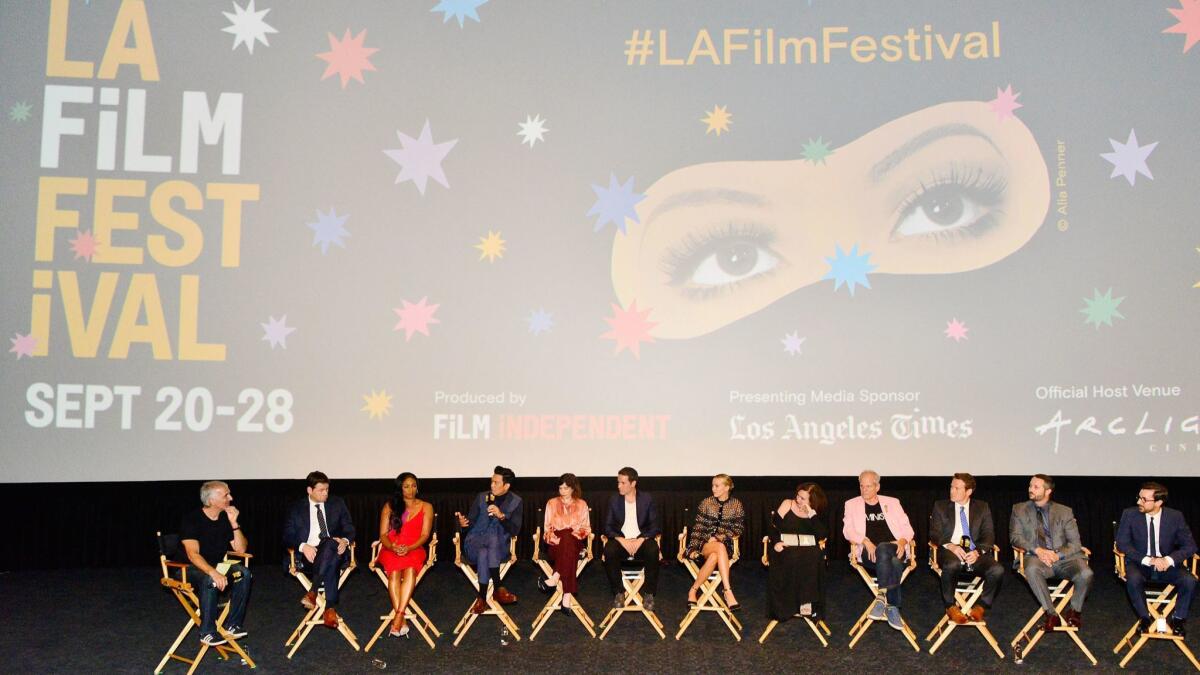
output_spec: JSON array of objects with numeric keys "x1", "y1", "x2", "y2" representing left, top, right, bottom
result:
[
  {"x1": 603, "y1": 466, "x2": 661, "y2": 610},
  {"x1": 1116, "y1": 481, "x2": 1197, "y2": 637},
  {"x1": 283, "y1": 471, "x2": 356, "y2": 628},
  {"x1": 929, "y1": 472, "x2": 1004, "y2": 624}
]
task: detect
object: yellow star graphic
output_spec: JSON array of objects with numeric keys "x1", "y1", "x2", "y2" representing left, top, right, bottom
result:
[
  {"x1": 701, "y1": 105, "x2": 732, "y2": 136},
  {"x1": 474, "y1": 230, "x2": 506, "y2": 262},
  {"x1": 360, "y1": 389, "x2": 393, "y2": 420}
]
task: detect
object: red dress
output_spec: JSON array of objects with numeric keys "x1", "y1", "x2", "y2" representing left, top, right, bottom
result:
[{"x1": 376, "y1": 508, "x2": 428, "y2": 573}]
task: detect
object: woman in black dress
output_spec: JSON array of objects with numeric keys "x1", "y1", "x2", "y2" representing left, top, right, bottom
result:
[{"x1": 767, "y1": 481, "x2": 828, "y2": 620}]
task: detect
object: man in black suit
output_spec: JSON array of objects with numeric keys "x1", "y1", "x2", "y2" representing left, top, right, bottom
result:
[
  {"x1": 1116, "y1": 481, "x2": 1198, "y2": 637},
  {"x1": 603, "y1": 467, "x2": 661, "y2": 610},
  {"x1": 283, "y1": 470, "x2": 356, "y2": 628},
  {"x1": 930, "y1": 472, "x2": 1004, "y2": 623}
]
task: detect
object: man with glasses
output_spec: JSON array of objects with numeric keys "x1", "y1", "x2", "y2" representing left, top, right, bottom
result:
[{"x1": 1116, "y1": 482, "x2": 1197, "y2": 636}]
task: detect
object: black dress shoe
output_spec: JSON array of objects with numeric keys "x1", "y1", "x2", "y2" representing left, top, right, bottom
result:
[
  {"x1": 536, "y1": 577, "x2": 552, "y2": 594},
  {"x1": 1138, "y1": 616, "x2": 1154, "y2": 634},
  {"x1": 1171, "y1": 617, "x2": 1187, "y2": 637}
]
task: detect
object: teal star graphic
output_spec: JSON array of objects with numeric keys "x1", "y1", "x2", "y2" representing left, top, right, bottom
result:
[
  {"x1": 801, "y1": 137, "x2": 833, "y2": 164},
  {"x1": 9, "y1": 101, "x2": 33, "y2": 123},
  {"x1": 1080, "y1": 288, "x2": 1125, "y2": 328}
]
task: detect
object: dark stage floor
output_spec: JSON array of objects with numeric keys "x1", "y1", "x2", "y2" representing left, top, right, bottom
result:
[{"x1": 2, "y1": 557, "x2": 1197, "y2": 673}]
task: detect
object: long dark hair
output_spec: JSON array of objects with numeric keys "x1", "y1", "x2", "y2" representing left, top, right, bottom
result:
[{"x1": 389, "y1": 472, "x2": 418, "y2": 530}]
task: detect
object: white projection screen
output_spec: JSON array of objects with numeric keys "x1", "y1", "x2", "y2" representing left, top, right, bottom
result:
[{"x1": 2, "y1": 1, "x2": 1197, "y2": 482}]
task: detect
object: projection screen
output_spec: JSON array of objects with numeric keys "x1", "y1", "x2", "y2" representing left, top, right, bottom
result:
[{"x1": 2, "y1": 1, "x2": 1197, "y2": 481}]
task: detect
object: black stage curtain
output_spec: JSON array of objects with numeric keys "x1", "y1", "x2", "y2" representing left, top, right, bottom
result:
[{"x1": 5, "y1": 475, "x2": 1198, "y2": 572}]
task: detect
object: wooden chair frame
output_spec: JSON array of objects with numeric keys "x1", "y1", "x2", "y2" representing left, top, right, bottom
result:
[
  {"x1": 1112, "y1": 543, "x2": 1200, "y2": 670},
  {"x1": 363, "y1": 530, "x2": 441, "y2": 651},
  {"x1": 530, "y1": 527, "x2": 597, "y2": 639},
  {"x1": 847, "y1": 540, "x2": 920, "y2": 651},
  {"x1": 284, "y1": 543, "x2": 359, "y2": 658},
  {"x1": 925, "y1": 542, "x2": 1005, "y2": 658},
  {"x1": 1009, "y1": 545, "x2": 1097, "y2": 666},
  {"x1": 758, "y1": 535, "x2": 831, "y2": 646},
  {"x1": 450, "y1": 532, "x2": 521, "y2": 646},
  {"x1": 154, "y1": 531, "x2": 255, "y2": 675},
  {"x1": 597, "y1": 534, "x2": 665, "y2": 640},
  {"x1": 674, "y1": 526, "x2": 742, "y2": 641}
]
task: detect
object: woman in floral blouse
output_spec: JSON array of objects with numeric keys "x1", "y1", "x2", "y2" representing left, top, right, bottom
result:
[{"x1": 685, "y1": 474, "x2": 745, "y2": 610}]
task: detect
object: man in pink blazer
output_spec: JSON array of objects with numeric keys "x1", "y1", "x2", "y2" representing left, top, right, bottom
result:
[{"x1": 843, "y1": 470, "x2": 915, "y2": 630}]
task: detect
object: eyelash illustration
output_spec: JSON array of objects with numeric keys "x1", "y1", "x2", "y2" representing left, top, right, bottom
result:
[
  {"x1": 660, "y1": 222, "x2": 785, "y2": 299},
  {"x1": 890, "y1": 164, "x2": 1008, "y2": 242}
]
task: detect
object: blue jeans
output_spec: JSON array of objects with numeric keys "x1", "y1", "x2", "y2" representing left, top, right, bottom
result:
[
  {"x1": 863, "y1": 542, "x2": 904, "y2": 607},
  {"x1": 186, "y1": 563, "x2": 252, "y2": 635}
]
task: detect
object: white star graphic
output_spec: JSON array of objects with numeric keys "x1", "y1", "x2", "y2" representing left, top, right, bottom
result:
[
  {"x1": 221, "y1": 0, "x2": 278, "y2": 55},
  {"x1": 517, "y1": 114, "x2": 548, "y2": 148},
  {"x1": 260, "y1": 315, "x2": 296, "y2": 349},
  {"x1": 383, "y1": 120, "x2": 458, "y2": 195}
]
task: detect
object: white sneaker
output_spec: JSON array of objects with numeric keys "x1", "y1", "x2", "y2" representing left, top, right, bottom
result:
[{"x1": 200, "y1": 633, "x2": 227, "y2": 646}]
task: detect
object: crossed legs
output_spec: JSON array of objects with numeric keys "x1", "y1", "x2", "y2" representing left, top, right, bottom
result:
[{"x1": 688, "y1": 539, "x2": 737, "y2": 607}]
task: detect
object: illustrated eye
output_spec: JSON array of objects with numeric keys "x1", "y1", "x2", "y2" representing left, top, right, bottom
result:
[
  {"x1": 891, "y1": 168, "x2": 1006, "y2": 240},
  {"x1": 661, "y1": 224, "x2": 783, "y2": 296}
]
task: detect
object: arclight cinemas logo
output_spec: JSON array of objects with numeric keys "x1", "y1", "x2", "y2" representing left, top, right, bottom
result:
[{"x1": 1034, "y1": 409, "x2": 1200, "y2": 454}]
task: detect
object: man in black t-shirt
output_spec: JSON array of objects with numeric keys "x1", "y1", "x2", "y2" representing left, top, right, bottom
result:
[{"x1": 180, "y1": 480, "x2": 253, "y2": 646}]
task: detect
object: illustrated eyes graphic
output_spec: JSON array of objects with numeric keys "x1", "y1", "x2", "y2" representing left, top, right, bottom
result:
[
  {"x1": 661, "y1": 223, "x2": 782, "y2": 297},
  {"x1": 891, "y1": 166, "x2": 1007, "y2": 241}
]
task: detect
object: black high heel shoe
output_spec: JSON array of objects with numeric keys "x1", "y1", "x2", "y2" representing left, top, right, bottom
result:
[
  {"x1": 537, "y1": 577, "x2": 554, "y2": 594},
  {"x1": 687, "y1": 588, "x2": 699, "y2": 608},
  {"x1": 723, "y1": 589, "x2": 741, "y2": 612}
]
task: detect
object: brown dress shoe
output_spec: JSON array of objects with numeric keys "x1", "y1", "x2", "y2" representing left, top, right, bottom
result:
[
  {"x1": 301, "y1": 591, "x2": 318, "y2": 609},
  {"x1": 470, "y1": 597, "x2": 488, "y2": 614},
  {"x1": 494, "y1": 587, "x2": 518, "y2": 605},
  {"x1": 969, "y1": 605, "x2": 986, "y2": 622},
  {"x1": 1062, "y1": 608, "x2": 1082, "y2": 628},
  {"x1": 1042, "y1": 613, "x2": 1061, "y2": 631},
  {"x1": 322, "y1": 608, "x2": 339, "y2": 628},
  {"x1": 946, "y1": 606, "x2": 968, "y2": 624}
]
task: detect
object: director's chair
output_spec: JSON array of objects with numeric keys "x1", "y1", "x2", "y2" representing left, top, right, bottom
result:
[
  {"x1": 597, "y1": 534, "x2": 666, "y2": 640},
  {"x1": 1009, "y1": 545, "x2": 1097, "y2": 666},
  {"x1": 451, "y1": 532, "x2": 521, "y2": 646},
  {"x1": 154, "y1": 531, "x2": 256, "y2": 675},
  {"x1": 530, "y1": 521, "x2": 597, "y2": 639},
  {"x1": 364, "y1": 529, "x2": 441, "y2": 651},
  {"x1": 758, "y1": 535, "x2": 831, "y2": 646},
  {"x1": 675, "y1": 526, "x2": 742, "y2": 641},
  {"x1": 284, "y1": 542, "x2": 359, "y2": 657},
  {"x1": 1112, "y1": 538, "x2": 1200, "y2": 670},
  {"x1": 925, "y1": 542, "x2": 1005, "y2": 658},
  {"x1": 848, "y1": 540, "x2": 920, "y2": 651}
]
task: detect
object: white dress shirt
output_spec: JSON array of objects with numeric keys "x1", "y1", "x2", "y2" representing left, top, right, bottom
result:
[
  {"x1": 305, "y1": 498, "x2": 325, "y2": 549},
  {"x1": 621, "y1": 498, "x2": 640, "y2": 539},
  {"x1": 948, "y1": 500, "x2": 970, "y2": 547}
]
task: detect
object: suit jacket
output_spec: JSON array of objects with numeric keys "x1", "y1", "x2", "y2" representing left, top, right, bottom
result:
[
  {"x1": 930, "y1": 498, "x2": 995, "y2": 554},
  {"x1": 1116, "y1": 506, "x2": 1198, "y2": 567},
  {"x1": 1009, "y1": 501, "x2": 1085, "y2": 561},
  {"x1": 843, "y1": 494, "x2": 915, "y2": 560},
  {"x1": 282, "y1": 495, "x2": 356, "y2": 552},
  {"x1": 604, "y1": 491, "x2": 660, "y2": 540}
]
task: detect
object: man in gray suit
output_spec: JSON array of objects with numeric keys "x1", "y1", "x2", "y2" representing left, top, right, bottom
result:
[{"x1": 1010, "y1": 474, "x2": 1094, "y2": 630}]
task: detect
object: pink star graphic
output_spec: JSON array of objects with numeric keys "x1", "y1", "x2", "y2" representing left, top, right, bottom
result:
[
  {"x1": 600, "y1": 301, "x2": 657, "y2": 358},
  {"x1": 988, "y1": 84, "x2": 1023, "y2": 121},
  {"x1": 9, "y1": 332, "x2": 37, "y2": 359},
  {"x1": 1165, "y1": 0, "x2": 1200, "y2": 53},
  {"x1": 316, "y1": 28, "x2": 378, "y2": 88},
  {"x1": 69, "y1": 230, "x2": 98, "y2": 261},
  {"x1": 944, "y1": 318, "x2": 969, "y2": 342},
  {"x1": 392, "y1": 297, "x2": 440, "y2": 341}
]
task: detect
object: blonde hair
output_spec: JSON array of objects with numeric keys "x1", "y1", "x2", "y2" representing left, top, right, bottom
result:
[{"x1": 713, "y1": 473, "x2": 734, "y2": 489}]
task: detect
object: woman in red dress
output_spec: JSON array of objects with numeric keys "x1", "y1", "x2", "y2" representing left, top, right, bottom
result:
[{"x1": 376, "y1": 472, "x2": 433, "y2": 637}]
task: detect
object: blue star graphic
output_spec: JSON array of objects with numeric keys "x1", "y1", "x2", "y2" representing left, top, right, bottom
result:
[
  {"x1": 306, "y1": 208, "x2": 350, "y2": 254},
  {"x1": 527, "y1": 309, "x2": 554, "y2": 336},
  {"x1": 431, "y1": 0, "x2": 488, "y2": 28},
  {"x1": 587, "y1": 173, "x2": 645, "y2": 234},
  {"x1": 822, "y1": 243, "x2": 877, "y2": 296}
]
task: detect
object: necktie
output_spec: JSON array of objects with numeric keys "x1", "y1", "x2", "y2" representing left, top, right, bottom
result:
[
  {"x1": 1149, "y1": 517, "x2": 1158, "y2": 558},
  {"x1": 1038, "y1": 508, "x2": 1052, "y2": 549},
  {"x1": 958, "y1": 505, "x2": 975, "y2": 550},
  {"x1": 316, "y1": 504, "x2": 330, "y2": 540}
]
